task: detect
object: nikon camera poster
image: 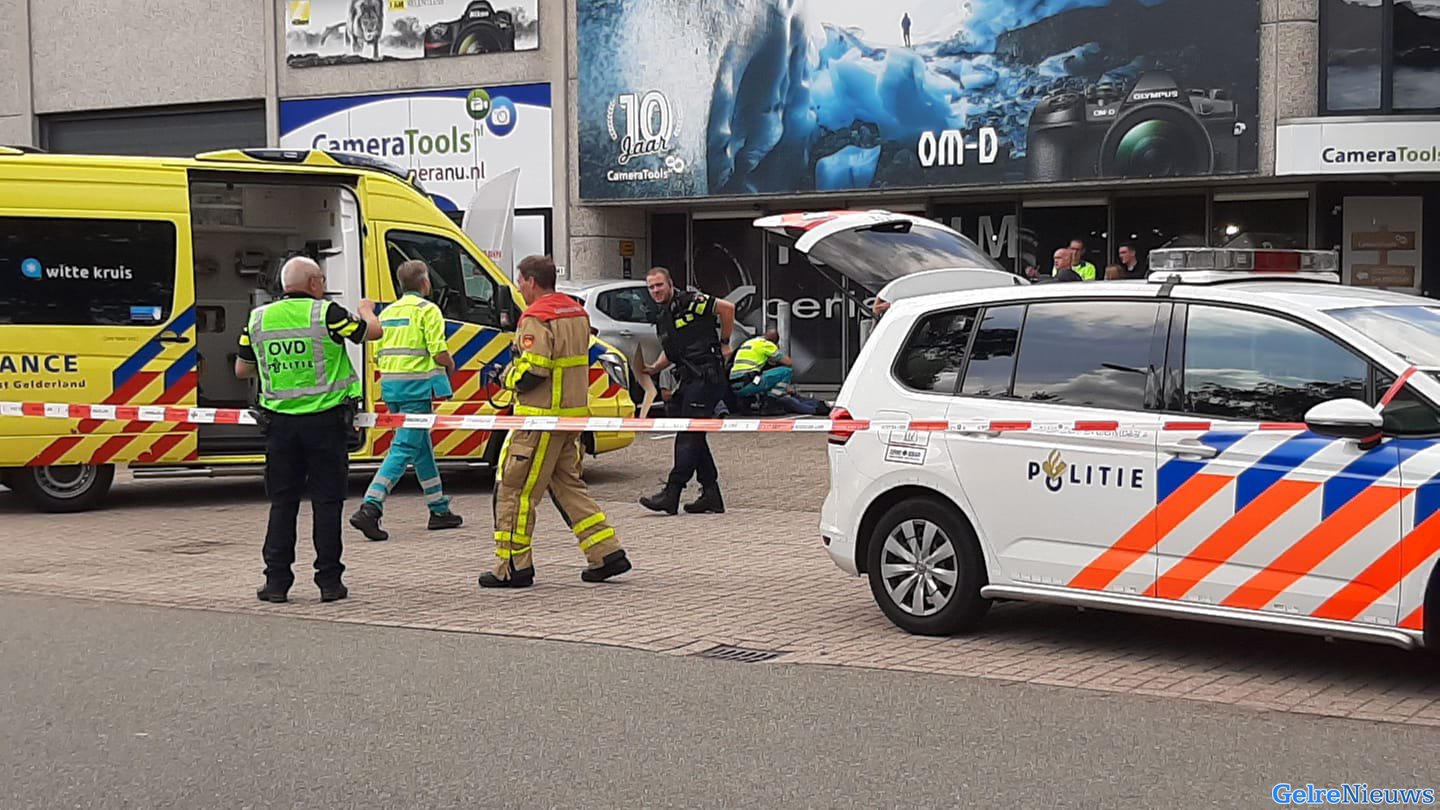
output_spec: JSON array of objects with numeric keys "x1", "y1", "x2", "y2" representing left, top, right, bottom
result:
[
  {"x1": 286, "y1": 0, "x2": 539, "y2": 68},
  {"x1": 577, "y1": 0, "x2": 1260, "y2": 201}
]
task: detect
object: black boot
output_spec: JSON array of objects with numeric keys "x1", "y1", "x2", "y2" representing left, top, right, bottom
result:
[
  {"x1": 478, "y1": 567, "x2": 535, "y2": 589},
  {"x1": 319, "y1": 583, "x2": 348, "y2": 603},
  {"x1": 684, "y1": 485, "x2": 725, "y2": 514},
  {"x1": 256, "y1": 585, "x2": 288, "y2": 603},
  {"x1": 639, "y1": 486, "x2": 681, "y2": 515},
  {"x1": 581, "y1": 549, "x2": 633, "y2": 583},
  {"x1": 428, "y1": 510, "x2": 464, "y2": 530},
  {"x1": 349, "y1": 502, "x2": 388, "y2": 541}
]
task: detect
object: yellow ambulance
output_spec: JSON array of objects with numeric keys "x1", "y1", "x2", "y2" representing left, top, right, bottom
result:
[{"x1": 0, "y1": 147, "x2": 635, "y2": 512}]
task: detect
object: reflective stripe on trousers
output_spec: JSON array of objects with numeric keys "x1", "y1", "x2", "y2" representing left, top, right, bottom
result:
[
  {"x1": 363, "y1": 399, "x2": 451, "y2": 514},
  {"x1": 490, "y1": 431, "x2": 622, "y2": 577}
]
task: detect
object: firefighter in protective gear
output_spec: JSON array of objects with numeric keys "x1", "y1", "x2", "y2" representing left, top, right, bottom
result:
[
  {"x1": 349, "y1": 259, "x2": 463, "y2": 541},
  {"x1": 235, "y1": 256, "x2": 382, "y2": 604},
  {"x1": 479, "y1": 255, "x2": 632, "y2": 589}
]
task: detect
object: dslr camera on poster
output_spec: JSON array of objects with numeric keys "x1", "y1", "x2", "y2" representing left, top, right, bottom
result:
[
  {"x1": 423, "y1": 0, "x2": 516, "y2": 56},
  {"x1": 1026, "y1": 71, "x2": 1246, "y2": 182}
]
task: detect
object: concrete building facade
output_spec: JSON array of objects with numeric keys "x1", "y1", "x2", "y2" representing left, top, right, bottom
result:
[{"x1": 3, "y1": 0, "x2": 1438, "y2": 386}]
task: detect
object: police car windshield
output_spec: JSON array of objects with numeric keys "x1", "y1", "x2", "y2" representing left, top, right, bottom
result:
[{"x1": 1328, "y1": 305, "x2": 1440, "y2": 369}]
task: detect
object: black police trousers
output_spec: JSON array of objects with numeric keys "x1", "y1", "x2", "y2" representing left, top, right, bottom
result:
[
  {"x1": 261, "y1": 408, "x2": 350, "y2": 589},
  {"x1": 666, "y1": 378, "x2": 727, "y2": 490}
]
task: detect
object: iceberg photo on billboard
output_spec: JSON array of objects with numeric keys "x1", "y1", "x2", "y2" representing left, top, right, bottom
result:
[{"x1": 577, "y1": 0, "x2": 1260, "y2": 200}]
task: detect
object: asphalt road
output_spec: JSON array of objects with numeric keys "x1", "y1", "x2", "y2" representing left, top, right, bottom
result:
[{"x1": 3, "y1": 595, "x2": 1437, "y2": 809}]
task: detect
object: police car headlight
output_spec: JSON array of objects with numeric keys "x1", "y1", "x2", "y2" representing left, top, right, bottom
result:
[{"x1": 598, "y1": 352, "x2": 628, "y2": 389}]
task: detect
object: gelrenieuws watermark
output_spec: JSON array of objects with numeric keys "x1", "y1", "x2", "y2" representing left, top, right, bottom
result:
[{"x1": 1273, "y1": 784, "x2": 1436, "y2": 805}]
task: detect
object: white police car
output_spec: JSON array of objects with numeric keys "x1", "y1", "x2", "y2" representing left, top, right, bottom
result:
[{"x1": 805, "y1": 218, "x2": 1440, "y2": 650}]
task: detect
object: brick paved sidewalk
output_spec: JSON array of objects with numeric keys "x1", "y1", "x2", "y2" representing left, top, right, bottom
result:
[{"x1": 3, "y1": 473, "x2": 1440, "y2": 728}]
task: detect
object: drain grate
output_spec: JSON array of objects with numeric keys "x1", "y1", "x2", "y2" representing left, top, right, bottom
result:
[{"x1": 696, "y1": 644, "x2": 784, "y2": 663}]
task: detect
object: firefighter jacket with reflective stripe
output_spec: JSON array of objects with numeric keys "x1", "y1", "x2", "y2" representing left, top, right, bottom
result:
[
  {"x1": 249, "y1": 297, "x2": 361, "y2": 414},
  {"x1": 374, "y1": 292, "x2": 452, "y2": 402},
  {"x1": 503, "y1": 292, "x2": 592, "y2": 417},
  {"x1": 655, "y1": 289, "x2": 723, "y2": 383}
]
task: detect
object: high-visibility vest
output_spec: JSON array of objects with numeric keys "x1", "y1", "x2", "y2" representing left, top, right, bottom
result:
[
  {"x1": 731, "y1": 337, "x2": 779, "y2": 376},
  {"x1": 249, "y1": 298, "x2": 361, "y2": 414},
  {"x1": 374, "y1": 293, "x2": 445, "y2": 383},
  {"x1": 1074, "y1": 261, "x2": 1097, "y2": 281}
]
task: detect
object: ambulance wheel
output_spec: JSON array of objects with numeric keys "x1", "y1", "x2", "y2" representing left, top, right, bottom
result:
[
  {"x1": 866, "y1": 497, "x2": 990, "y2": 636},
  {"x1": 13, "y1": 464, "x2": 115, "y2": 513}
]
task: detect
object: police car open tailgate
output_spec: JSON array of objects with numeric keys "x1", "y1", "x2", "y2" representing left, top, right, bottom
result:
[{"x1": 752, "y1": 210, "x2": 1010, "y2": 292}]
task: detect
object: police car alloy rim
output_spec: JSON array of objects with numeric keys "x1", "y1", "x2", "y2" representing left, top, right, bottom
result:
[
  {"x1": 33, "y1": 465, "x2": 96, "y2": 499},
  {"x1": 880, "y1": 519, "x2": 958, "y2": 617}
]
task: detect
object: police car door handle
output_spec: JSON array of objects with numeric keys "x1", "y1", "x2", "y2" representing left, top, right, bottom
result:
[{"x1": 1160, "y1": 441, "x2": 1218, "y2": 459}]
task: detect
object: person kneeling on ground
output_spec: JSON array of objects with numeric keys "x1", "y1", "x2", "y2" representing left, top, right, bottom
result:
[{"x1": 729, "y1": 328, "x2": 830, "y2": 416}]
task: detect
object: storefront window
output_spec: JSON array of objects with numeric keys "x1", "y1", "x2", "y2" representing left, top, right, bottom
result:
[
  {"x1": 650, "y1": 212, "x2": 689, "y2": 285},
  {"x1": 1322, "y1": 0, "x2": 1440, "y2": 114},
  {"x1": 1324, "y1": 0, "x2": 1384, "y2": 112},
  {"x1": 1018, "y1": 204, "x2": 1107, "y2": 280},
  {"x1": 1394, "y1": 0, "x2": 1440, "y2": 110},
  {"x1": 1211, "y1": 196, "x2": 1310, "y2": 249},
  {"x1": 1112, "y1": 195, "x2": 1207, "y2": 275},
  {"x1": 932, "y1": 202, "x2": 1023, "y2": 275}
]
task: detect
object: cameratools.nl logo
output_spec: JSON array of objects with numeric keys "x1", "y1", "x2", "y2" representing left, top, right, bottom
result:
[{"x1": 605, "y1": 90, "x2": 687, "y2": 182}]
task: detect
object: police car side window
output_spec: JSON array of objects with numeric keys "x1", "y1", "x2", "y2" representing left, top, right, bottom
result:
[
  {"x1": 1374, "y1": 370, "x2": 1440, "y2": 435},
  {"x1": 893, "y1": 308, "x2": 979, "y2": 394},
  {"x1": 0, "y1": 216, "x2": 176, "y2": 326},
  {"x1": 1182, "y1": 306, "x2": 1367, "y2": 422},
  {"x1": 1010, "y1": 301, "x2": 1159, "y2": 410},
  {"x1": 960, "y1": 305, "x2": 1024, "y2": 397}
]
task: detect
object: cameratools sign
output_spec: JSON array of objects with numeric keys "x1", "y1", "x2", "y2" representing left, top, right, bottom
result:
[
  {"x1": 278, "y1": 84, "x2": 553, "y2": 213},
  {"x1": 1276, "y1": 118, "x2": 1440, "y2": 175},
  {"x1": 285, "y1": 0, "x2": 537, "y2": 68},
  {"x1": 576, "y1": 0, "x2": 1261, "y2": 201}
]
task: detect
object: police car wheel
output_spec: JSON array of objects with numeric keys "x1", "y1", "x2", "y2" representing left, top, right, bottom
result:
[
  {"x1": 866, "y1": 498, "x2": 989, "y2": 636},
  {"x1": 14, "y1": 464, "x2": 115, "y2": 513}
]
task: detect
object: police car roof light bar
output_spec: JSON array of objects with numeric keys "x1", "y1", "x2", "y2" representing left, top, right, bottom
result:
[{"x1": 1146, "y1": 247, "x2": 1340, "y2": 285}]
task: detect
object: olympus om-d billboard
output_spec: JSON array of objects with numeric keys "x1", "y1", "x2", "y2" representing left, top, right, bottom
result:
[{"x1": 577, "y1": 0, "x2": 1260, "y2": 201}]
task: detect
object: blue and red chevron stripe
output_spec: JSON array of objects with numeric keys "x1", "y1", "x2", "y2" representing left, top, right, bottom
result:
[{"x1": 28, "y1": 306, "x2": 198, "y2": 467}]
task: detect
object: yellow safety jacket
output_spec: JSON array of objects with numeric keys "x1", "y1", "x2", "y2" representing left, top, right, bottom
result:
[{"x1": 375, "y1": 292, "x2": 451, "y2": 402}]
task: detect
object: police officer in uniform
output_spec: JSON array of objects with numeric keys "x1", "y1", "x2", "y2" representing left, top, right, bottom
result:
[
  {"x1": 235, "y1": 256, "x2": 381, "y2": 603},
  {"x1": 480, "y1": 255, "x2": 632, "y2": 588},
  {"x1": 639, "y1": 266, "x2": 736, "y2": 516},
  {"x1": 349, "y1": 259, "x2": 464, "y2": 541}
]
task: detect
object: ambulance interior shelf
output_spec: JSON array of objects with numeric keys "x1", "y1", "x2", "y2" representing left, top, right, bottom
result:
[{"x1": 189, "y1": 179, "x2": 364, "y2": 455}]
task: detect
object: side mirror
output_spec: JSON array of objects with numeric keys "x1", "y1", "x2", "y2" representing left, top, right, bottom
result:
[{"x1": 1304, "y1": 398, "x2": 1383, "y2": 441}]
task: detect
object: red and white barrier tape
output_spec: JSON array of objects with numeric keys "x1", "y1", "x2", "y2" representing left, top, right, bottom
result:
[{"x1": 0, "y1": 401, "x2": 1307, "y2": 434}]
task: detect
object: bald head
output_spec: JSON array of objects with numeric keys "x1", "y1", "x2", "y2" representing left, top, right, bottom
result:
[{"x1": 280, "y1": 256, "x2": 324, "y2": 294}]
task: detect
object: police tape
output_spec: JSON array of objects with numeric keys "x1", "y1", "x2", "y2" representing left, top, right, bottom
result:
[{"x1": 0, "y1": 401, "x2": 1310, "y2": 434}]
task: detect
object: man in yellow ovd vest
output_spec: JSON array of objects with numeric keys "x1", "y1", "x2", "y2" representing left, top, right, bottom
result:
[
  {"x1": 235, "y1": 256, "x2": 381, "y2": 604},
  {"x1": 349, "y1": 259, "x2": 463, "y2": 542},
  {"x1": 479, "y1": 255, "x2": 632, "y2": 589}
]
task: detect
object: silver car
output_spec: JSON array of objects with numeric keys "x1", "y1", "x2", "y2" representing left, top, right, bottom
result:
[{"x1": 559, "y1": 279, "x2": 668, "y2": 401}]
